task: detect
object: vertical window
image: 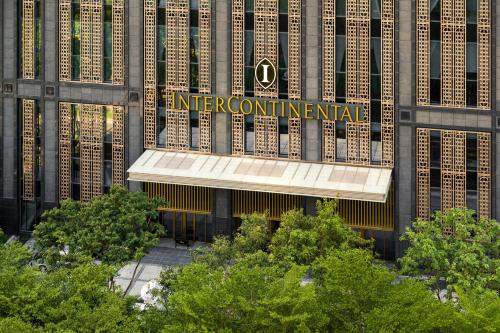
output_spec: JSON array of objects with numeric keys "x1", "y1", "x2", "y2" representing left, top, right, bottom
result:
[
  {"x1": 103, "y1": 0, "x2": 113, "y2": 82},
  {"x1": 34, "y1": 0, "x2": 42, "y2": 78},
  {"x1": 278, "y1": 0, "x2": 288, "y2": 100},
  {"x1": 157, "y1": 0, "x2": 167, "y2": 146},
  {"x1": 370, "y1": 0, "x2": 382, "y2": 163},
  {"x1": 71, "y1": 104, "x2": 81, "y2": 200},
  {"x1": 104, "y1": 106, "x2": 113, "y2": 193},
  {"x1": 465, "y1": 0, "x2": 478, "y2": 107},
  {"x1": 466, "y1": 133, "x2": 478, "y2": 213},
  {"x1": 429, "y1": 130, "x2": 441, "y2": 214},
  {"x1": 71, "y1": 0, "x2": 81, "y2": 81},
  {"x1": 190, "y1": 112, "x2": 200, "y2": 150},
  {"x1": 190, "y1": 0, "x2": 200, "y2": 92},
  {"x1": 429, "y1": 0, "x2": 440, "y2": 104},
  {"x1": 244, "y1": 0, "x2": 255, "y2": 96},
  {"x1": 20, "y1": 100, "x2": 42, "y2": 231},
  {"x1": 245, "y1": 115, "x2": 255, "y2": 154},
  {"x1": 336, "y1": 125, "x2": 347, "y2": 161},
  {"x1": 278, "y1": 118, "x2": 289, "y2": 157}
]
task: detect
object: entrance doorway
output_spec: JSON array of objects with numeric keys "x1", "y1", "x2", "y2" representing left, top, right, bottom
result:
[{"x1": 160, "y1": 211, "x2": 212, "y2": 243}]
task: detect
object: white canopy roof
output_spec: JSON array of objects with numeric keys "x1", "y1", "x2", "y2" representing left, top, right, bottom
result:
[{"x1": 128, "y1": 150, "x2": 392, "y2": 203}]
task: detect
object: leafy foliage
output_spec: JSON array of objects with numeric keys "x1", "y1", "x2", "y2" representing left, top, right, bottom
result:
[
  {"x1": 269, "y1": 199, "x2": 371, "y2": 266},
  {"x1": 34, "y1": 186, "x2": 165, "y2": 267},
  {"x1": 0, "y1": 236, "x2": 140, "y2": 332},
  {"x1": 399, "y1": 208, "x2": 500, "y2": 292}
]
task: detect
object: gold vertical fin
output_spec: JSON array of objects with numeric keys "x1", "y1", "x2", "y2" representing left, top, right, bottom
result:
[
  {"x1": 22, "y1": 0, "x2": 35, "y2": 79},
  {"x1": 92, "y1": 0, "x2": 103, "y2": 82},
  {"x1": 59, "y1": 103, "x2": 73, "y2": 200},
  {"x1": 477, "y1": 0, "x2": 490, "y2": 109},
  {"x1": 59, "y1": 0, "x2": 72, "y2": 81},
  {"x1": 477, "y1": 133, "x2": 490, "y2": 218},
  {"x1": 416, "y1": 128, "x2": 430, "y2": 219},
  {"x1": 91, "y1": 105, "x2": 103, "y2": 197},
  {"x1": 112, "y1": 0, "x2": 125, "y2": 85},
  {"x1": 80, "y1": 104, "x2": 93, "y2": 202},
  {"x1": 22, "y1": 100, "x2": 36, "y2": 200},
  {"x1": 144, "y1": 0, "x2": 157, "y2": 148},
  {"x1": 112, "y1": 106, "x2": 124, "y2": 185}
]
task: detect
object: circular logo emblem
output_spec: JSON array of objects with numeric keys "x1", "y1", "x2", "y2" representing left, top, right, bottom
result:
[{"x1": 255, "y1": 58, "x2": 276, "y2": 90}]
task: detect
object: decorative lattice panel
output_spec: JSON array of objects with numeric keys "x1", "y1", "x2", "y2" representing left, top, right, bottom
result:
[
  {"x1": 440, "y1": 130, "x2": 454, "y2": 212},
  {"x1": 288, "y1": 0, "x2": 301, "y2": 100},
  {"x1": 266, "y1": 116, "x2": 278, "y2": 158},
  {"x1": 80, "y1": 0, "x2": 93, "y2": 83},
  {"x1": 254, "y1": 115, "x2": 267, "y2": 157},
  {"x1": 417, "y1": 0, "x2": 490, "y2": 109},
  {"x1": 322, "y1": 120, "x2": 335, "y2": 163},
  {"x1": 80, "y1": 104, "x2": 93, "y2": 202},
  {"x1": 144, "y1": 0, "x2": 157, "y2": 148},
  {"x1": 416, "y1": 128, "x2": 430, "y2": 219},
  {"x1": 453, "y1": 132, "x2": 466, "y2": 208},
  {"x1": 254, "y1": 0, "x2": 278, "y2": 99},
  {"x1": 454, "y1": 1, "x2": 466, "y2": 107},
  {"x1": 166, "y1": 110, "x2": 179, "y2": 150},
  {"x1": 59, "y1": 103, "x2": 73, "y2": 200},
  {"x1": 381, "y1": 0, "x2": 394, "y2": 167},
  {"x1": 199, "y1": 0, "x2": 211, "y2": 94},
  {"x1": 322, "y1": 0, "x2": 335, "y2": 102},
  {"x1": 177, "y1": 110, "x2": 190, "y2": 151},
  {"x1": 22, "y1": 0, "x2": 35, "y2": 79},
  {"x1": 91, "y1": 0, "x2": 103, "y2": 82},
  {"x1": 112, "y1": 106, "x2": 125, "y2": 185},
  {"x1": 22, "y1": 100, "x2": 36, "y2": 200},
  {"x1": 416, "y1": 0, "x2": 429, "y2": 105},
  {"x1": 91, "y1": 105, "x2": 103, "y2": 197},
  {"x1": 440, "y1": 0, "x2": 454, "y2": 107},
  {"x1": 231, "y1": 0, "x2": 245, "y2": 96},
  {"x1": 232, "y1": 114, "x2": 244, "y2": 155},
  {"x1": 59, "y1": 0, "x2": 72, "y2": 81},
  {"x1": 112, "y1": 0, "x2": 125, "y2": 85},
  {"x1": 477, "y1": 0, "x2": 490, "y2": 109},
  {"x1": 346, "y1": 122, "x2": 359, "y2": 164},
  {"x1": 199, "y1": 112, "x2": 212, "y2": 153},
  {"x1": 177, "y1": 0, "x2": 189, "y2": 91},
  {"x1": 477, "y1": 133, "x2": 490, "y2": 218},
  {"x1": 288, "y1": 118, "x2": 301, "y2": 160},
  {"x1": 345, "y1": 0, "x2": 370, "y2": 165}
]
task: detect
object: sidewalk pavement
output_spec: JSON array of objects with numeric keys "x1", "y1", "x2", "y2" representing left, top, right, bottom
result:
[{"x1": 115, "y1": 238, "x2": 206, "y2": 297}]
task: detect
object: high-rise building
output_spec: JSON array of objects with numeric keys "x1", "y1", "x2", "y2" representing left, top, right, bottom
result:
[{"x1": 0, "y1": 0, "x2": 496, "y2": 258}]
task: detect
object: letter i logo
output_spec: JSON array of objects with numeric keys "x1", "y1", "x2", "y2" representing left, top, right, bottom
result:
[{"x1": 255, "y1": 58, "x2": 276, "y2": 90}]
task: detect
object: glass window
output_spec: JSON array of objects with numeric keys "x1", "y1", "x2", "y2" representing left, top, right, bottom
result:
[
  {"x1": 279, "y1": 118, "x2": 288, "y2": 157},
  {"x1": 190, "y1": 112, "x2": 200, "y2": 150},
  {"x1": 71, "y1": 3, "x2": 81, "y2": 80},
  {"x1": 34, "y1": 0, "x2": 42, "y2": 78},
  {"x1": 430, "y1": 130, "x2": 441, "y2": 168},
  {"x1": 245, "y1": 115, "x2": 254, "y2": 154}
]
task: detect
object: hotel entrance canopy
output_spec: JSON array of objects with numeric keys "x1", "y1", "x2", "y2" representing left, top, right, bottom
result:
[{"x1": 128, "y1": 150, "x2": 392, "y2": 203}]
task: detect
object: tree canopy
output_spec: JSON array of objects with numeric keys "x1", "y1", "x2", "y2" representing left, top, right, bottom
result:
[
  {"x1": 399, "y1": 208, "x2": 500, "y2": 292},
  {"x1": 0, "y1": 197, "x2": 498, "y2": 332},
  {"x1": 33, "y1": 186, "x2": 166, "y2": 267}
]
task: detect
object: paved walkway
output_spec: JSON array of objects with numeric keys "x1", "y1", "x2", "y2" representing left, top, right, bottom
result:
[{"x1": 115, "y1": 239, "x2": 205, "y2": 297}]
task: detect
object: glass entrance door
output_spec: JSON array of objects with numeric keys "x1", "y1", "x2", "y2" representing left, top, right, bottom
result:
[{"x1": 160, "y1": 211, "x2": 211, "y2": 243}]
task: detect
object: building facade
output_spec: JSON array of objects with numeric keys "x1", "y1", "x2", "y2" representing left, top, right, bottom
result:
[{"x1": 0, "y1": 0, "x2": 497, "y2": 258}]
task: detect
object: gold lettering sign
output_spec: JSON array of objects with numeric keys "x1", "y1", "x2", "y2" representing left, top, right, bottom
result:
[{"x1": 171, "y1": 92, "x2": 366, "y2": 122}]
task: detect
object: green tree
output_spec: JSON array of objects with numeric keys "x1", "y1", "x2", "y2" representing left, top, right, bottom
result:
[
  {"x1": 34, "y1": 185, "x2": 166, "y2": 268},
  {"x1": 399, "y1": 208, "x2": 500, "y2": 292},
  {"x1": 157, "y1": 261, "x2": 328, "y2": 332},
  {"x1": 191, "y1": 213, "x2": 271, "y2": 269},
  {"x1": 0, "y1": 235, "x2": 141, "y2": 332},
  {"x1": 269, "y1": 199, "x2": 370, "y2": 266}
]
